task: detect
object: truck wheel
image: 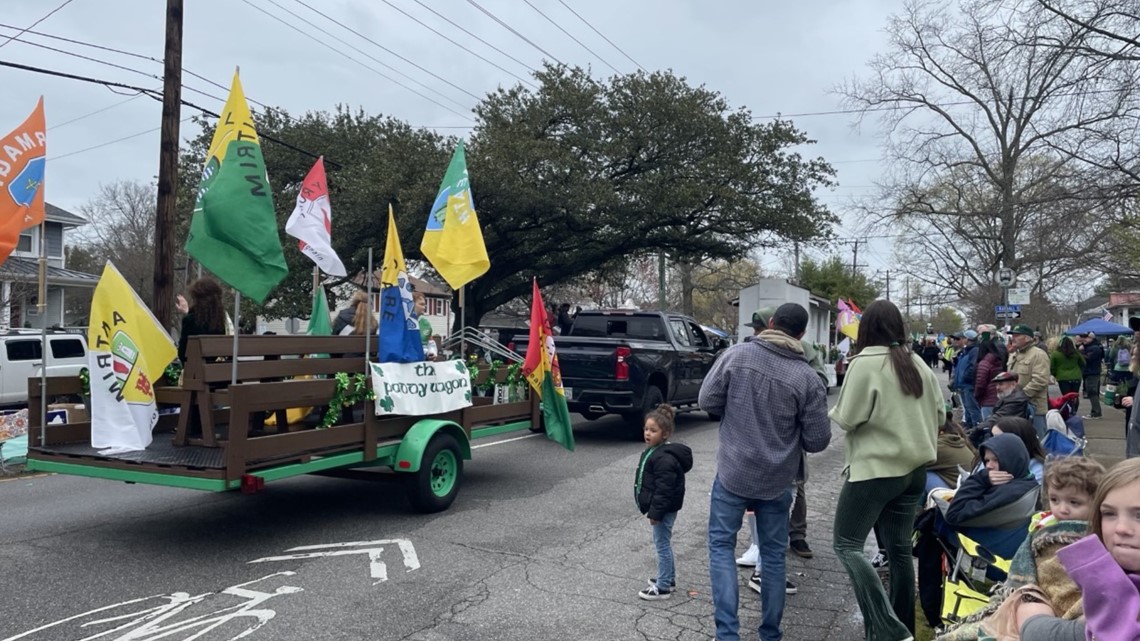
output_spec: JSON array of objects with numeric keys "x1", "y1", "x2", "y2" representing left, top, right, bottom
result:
[
  {"x1": 403, "y1": 433, "x2": 463, "y2": 513},
  {"x1": 707, "y1": 413, "x2": 721, "y2": 422},
  {"x1": 624, "y1": 385, "x2": 664, "y2": 432}
]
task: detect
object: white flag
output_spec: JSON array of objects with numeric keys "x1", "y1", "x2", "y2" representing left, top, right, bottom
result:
[{"x1": 285, "y1": 157, "x2": 347, "y2": 277}]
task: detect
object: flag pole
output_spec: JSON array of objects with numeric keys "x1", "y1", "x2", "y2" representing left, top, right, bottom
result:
[
  {"x1": 231, "y1": 290, "x2": 240, "y2": 384},
  {"x1": 459, "y1": 285, "x2": 465, "y2": 361},
  {"x1": 311, "y1": 265, "x2": 319, "y2": 300},
  {"x1": 37, "y1": 220, "x2": 48, "y2": 445},
  {"x1": 364, "y1": 247, "x2": 373, "y2": 375}
]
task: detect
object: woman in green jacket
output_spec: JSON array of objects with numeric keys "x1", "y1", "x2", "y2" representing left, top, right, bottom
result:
[
  {"x1": 1050, "y1": 336, "x2": 1085, "y2": 399},
  {"x1": 829, "y1": 300, "x2": 943, "y2": 640}
]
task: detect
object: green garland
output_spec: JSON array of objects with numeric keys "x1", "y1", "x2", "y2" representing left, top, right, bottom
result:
[
  {"x1": 505, "y1": 361, "x2": 524, "y2": 388},
  {"x1": 78, "y1": 367, "x2": 90, "y2": 398},
  {"x1": 164, "y1": 361, "x2": 183, "y2": 385},
  {"x1": 320, "y1": 372, "x2": 377, "y2": 429}
]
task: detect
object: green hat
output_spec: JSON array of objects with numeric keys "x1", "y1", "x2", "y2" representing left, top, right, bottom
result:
[
  {"x1": 750, "y1": 307, "x2": 776, "y2": 329},
  {"x1": 1008, "y1": 324, "x2": 1035, "y2": 336}
]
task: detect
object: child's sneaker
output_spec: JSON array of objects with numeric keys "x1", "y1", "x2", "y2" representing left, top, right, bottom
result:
[
  {"x1": 638, "y1": 583, "x2": 672, "y2": 600},
  {"x1": 870, "y1": 552, "x2": 888, "y2": 569},
  {"x1": 736, "y1": 544, "x2": 759, "y2": 567}
]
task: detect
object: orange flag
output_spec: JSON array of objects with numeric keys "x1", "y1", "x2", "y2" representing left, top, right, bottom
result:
[{"x1": 0, "y1": 97, "x2": 46, "y2": 265}]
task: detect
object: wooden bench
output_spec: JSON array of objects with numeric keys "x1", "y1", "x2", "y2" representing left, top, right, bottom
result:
[{"x1": 168, "y1": 335, "x2": 371, "y2": 447}]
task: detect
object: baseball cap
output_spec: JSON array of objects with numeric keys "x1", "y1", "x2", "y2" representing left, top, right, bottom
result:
[
  {"x1": 749, "y1": 307, "x2": 776, "y2": 329},
  {"x1": 992, "y1": 371, "x2": 1019, "y2": 382},
  {"x1": 963, "y1": 329, "x2": 978, "y2": 340},
  {"x1": 1008, "y1": 324, "x2": 1035, "y2": 336}
]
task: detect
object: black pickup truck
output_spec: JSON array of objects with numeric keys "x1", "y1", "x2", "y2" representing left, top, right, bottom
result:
[{"x1": 516, "y1": 310, "x2": 723, "y2": 429}]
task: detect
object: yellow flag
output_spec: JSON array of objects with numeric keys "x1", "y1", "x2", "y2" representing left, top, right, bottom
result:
[
  {"x1": 87, "y1": 262, "x2": 177, "y2": 453},
  {"x1": 421, "y1": 140, "x2": 490, "y2": 289}
]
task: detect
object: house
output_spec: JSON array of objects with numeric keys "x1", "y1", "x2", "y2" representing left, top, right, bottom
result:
[
  {"x1": 0, "y1": 203, "x2": 98, "y2": 329},
  {"x1": 1106, "y1": 292, "x2": 1140, "y2": 326}
]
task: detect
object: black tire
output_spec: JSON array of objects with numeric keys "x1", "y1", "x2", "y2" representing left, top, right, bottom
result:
[
  {"x1": 623, "y1": 385, "x2": 665, "y2": 431},
  {"x1": 707, "y1": 412, "x2": 721, "y2": 422},
  {"x1": 403, "y1": 433, "x2": 463, "y2": 513}
]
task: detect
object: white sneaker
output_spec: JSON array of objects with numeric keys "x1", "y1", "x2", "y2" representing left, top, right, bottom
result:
[{"x1": 736, "y1": 545, "x2": 759, "y2": 567}]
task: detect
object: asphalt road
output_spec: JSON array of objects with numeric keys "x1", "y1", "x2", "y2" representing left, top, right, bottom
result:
[{"x1": 1, "y1": 412, "x2": 730, "y2": 641}]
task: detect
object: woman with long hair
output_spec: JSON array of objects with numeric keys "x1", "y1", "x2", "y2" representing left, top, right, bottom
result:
[
  {"x1": 350, "y1": 294, "x2": 376, "y2": 336},
  {"x1": 829, "y1": 299, "x2": 944, "y2": 640},
  {"x1": 175, "y1": 278, "x2": 226, "y2": 364},
  {"x1": 1050, "y1": 336, "x2": 1085, "y2": 402}
]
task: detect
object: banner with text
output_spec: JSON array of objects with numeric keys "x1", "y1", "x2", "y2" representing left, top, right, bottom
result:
[{"x1": 370, "y1": 360, "x2": 473, "y2": 416}]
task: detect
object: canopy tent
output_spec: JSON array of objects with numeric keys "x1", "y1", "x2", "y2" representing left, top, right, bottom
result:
[
  {"x1": 1063, "y1": 318, "x2": 1134, "y2": 336},
  {"x1": 701, "y1": 325, "x2": 729, "y2": 338}
]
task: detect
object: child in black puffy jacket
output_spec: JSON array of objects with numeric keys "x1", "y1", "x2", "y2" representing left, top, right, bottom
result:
[{"x1": 635, "y1": 403, "x2": 694, "y2": 600}]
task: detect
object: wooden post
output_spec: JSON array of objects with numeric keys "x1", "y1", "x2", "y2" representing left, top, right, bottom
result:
[{"x1": 153, "y1": 0, "x2": 183, "y2": 331}]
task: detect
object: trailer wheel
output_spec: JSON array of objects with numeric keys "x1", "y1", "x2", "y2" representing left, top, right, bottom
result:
[{"x1": 404, "y1": 433, "x2": 463, "y2": 513}]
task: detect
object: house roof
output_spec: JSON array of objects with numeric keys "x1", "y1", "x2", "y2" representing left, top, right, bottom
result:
[
  {"x1": 0, "y1": 257, "x2": 99, "y2": 287},
  {"x1": 409, "y1": 274, "x2": 450, "y2": 297},
  {"x1": 46, "y1": 203, "x2": 87, "y2": 228}
]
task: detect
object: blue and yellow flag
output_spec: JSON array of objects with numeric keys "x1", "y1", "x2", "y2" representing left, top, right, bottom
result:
[
  {"x1": 379, "y1": 206, "x2": 424, "y2": 363},
  {"x1": 421, "y1": 140, "x2": 490, "y2": 289},
  {"x1": 0, "y1": 97, "x2": 46, "y2": 265}
]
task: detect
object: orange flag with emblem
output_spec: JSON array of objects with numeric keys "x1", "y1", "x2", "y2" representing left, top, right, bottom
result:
[{"x1": 0, "y1": 97, "x2": 46, "y2": 265}]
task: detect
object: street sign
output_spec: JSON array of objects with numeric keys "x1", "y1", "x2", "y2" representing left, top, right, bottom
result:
[
  {"x1": 1008, "y1": 286, "x2": 1031, "y2": 306},
  {"x1": 995, "y1": 305, "x2": 1021, "y2": 313},
  {"x1": 996, "y1": 311, "x2": 1021, "y2": 319},
  {"x1": 997, "y1": 268, "x2": 1015, "y2": 287}
]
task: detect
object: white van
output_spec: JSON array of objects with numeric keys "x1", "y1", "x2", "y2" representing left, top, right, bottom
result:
[{"x1": 0, "y1": 331, "x2": 88, "y2": 406}]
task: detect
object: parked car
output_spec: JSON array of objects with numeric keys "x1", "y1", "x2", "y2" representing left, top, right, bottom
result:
[
  {"x1": 516, "y1": 310, "x2": 721, "y2": 429},
  {"x1": 0, "y1": 330, "x2": 88, "y2": 406}
]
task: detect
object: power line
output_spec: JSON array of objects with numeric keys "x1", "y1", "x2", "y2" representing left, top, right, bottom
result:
[
  {"x1": 410, "y1": 0, "x2": 539, "y2": 74},
  {"x1": 0, "y1": 60, "x2": 343, "y2": 167},
  {"x1": 0, "y1": 0, "x2": 76, "y2": 49},
  {"x1": 521, "y1": 0, "x2": 620, "y2": 74},
  {"x1": 464, "y1": 0, "x2": 565, "y2": 65},
  {"x1": 241, "y1": 0, "x2": 473, "y2": 120},
  {"x1": 554, "y1": 0, "x2": 645, "y2": 72},
  {"x1": 51, "y1": 93, "x2": 145, "y2": 130},
  {"x1": 291, "y1": 0, "x2": 482, "y2": 101},
  {"x1": 376, "y1": 0, "x2": 537, "y2": 88},
  {"x1": 48, "y1": 115, "x2": 195, "y2": 162}
]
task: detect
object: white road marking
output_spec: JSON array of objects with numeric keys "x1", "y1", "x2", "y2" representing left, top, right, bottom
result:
[
  {"x1": 471, "y1": 433, "x2": 541, "y2": 449},
  {"x1": 248, "y1": 539, "x2": 419, "y2": 586}
]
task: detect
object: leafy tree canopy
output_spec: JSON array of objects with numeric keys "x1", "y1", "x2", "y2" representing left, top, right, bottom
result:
[
  {"x1": 180, "y1": 65, "x2": 837, "y2": 326},
  {"x1": 796, "y1": 256, "x2": 879, "y2": 309}
]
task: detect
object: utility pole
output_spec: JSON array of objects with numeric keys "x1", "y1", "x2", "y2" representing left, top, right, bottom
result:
[
  {"x1": 884, "y1": 269, "x2": 891, "y2": 301},
  {"x1": 792, "y1": 241, "x2": 801, "y2": 282},
  {"x1": 153, "y1": 0, "x2": 183, "y2": 331},
  {"x1": 851, "y1": 238, "x2": 859, "y2": 275},
  {"x1": 657, "y1": 252, "x2": 666, "y2": 311}
]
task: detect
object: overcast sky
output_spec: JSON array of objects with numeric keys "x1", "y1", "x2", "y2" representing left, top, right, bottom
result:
[{"x1": 1, "y1": 0, "x2": 900, "y2": 279}]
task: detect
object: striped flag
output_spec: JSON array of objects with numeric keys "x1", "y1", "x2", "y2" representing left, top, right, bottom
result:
[{"x1": 1104, "y1": 309, "x2": 1114, "y2": 322}]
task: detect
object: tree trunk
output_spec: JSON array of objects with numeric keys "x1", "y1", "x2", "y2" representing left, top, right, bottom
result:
[{"x1": 678, "y1": 260, "x2": 694, "y2": 316}]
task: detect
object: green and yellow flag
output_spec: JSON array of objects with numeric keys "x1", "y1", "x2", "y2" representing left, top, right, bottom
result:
[
  {"x1": 186, "y1": 70, "x2": 287, "y2": 304},
  {"x1": 421, "y1": 140, "x2": 489, "y2": 289}
]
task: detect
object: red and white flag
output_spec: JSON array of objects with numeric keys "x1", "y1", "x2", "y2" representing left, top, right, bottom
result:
[
  {"x1": 285, "y1": 157, "x2": 347, "y2": 277},
  {"x1": 1104, "y1": 309, "x2": 1114, "y2": 322}
]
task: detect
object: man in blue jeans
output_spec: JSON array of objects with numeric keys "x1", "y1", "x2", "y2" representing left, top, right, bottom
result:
[
  {"x1": 953, "y1": 330, "x2": 981, "y2": 428},
  {"x1": 699, "y1": 303, "x2": 832, "y2": 641}
]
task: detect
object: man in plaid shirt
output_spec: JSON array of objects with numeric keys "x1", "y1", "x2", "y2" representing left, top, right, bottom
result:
[{"x1": 699, "y1": 303, "x2": 832, "y2": 641}]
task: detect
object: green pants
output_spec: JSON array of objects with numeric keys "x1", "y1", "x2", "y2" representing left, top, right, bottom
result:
[{"x1": 833, "y1": 466, "x2": 925, "y2": 641}]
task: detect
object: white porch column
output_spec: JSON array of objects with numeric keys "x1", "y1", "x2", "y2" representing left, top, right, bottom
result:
[{"x1": 0, "y1": 280, "x2": 10, "y2": 330}]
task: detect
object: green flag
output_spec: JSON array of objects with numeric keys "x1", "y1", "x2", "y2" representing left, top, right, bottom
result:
[
  {"x1": 308, "y1": 288, "x2": 331, "y2": 336},
  {"x1": 185, "y1": 71, "x2": 287, "y2": 304}
]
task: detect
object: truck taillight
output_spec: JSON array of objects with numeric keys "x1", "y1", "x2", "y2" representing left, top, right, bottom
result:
[{"x1": 615, "y1": 346, "x2": 631, "y2": 381}]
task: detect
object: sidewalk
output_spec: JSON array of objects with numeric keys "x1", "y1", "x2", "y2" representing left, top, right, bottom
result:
[{"x1": 1080, "y1": 402, "x2": 1126, "y2": 469}]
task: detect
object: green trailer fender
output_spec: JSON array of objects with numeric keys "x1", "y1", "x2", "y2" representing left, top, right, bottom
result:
[{"x1": 393, "y1": 419, "x2": 471, "y2": 473}]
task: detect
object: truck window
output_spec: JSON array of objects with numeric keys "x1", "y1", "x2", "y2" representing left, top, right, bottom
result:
[
  {"x1": 6, "y1": 339, "x2": 42, "y2": 361},
  {"x1": 570, "y1": 316, "x2": 667, "y2": 340},
  {"x1": 50, "y1": 338, "x2": 85, "y2": 359},
  {"x1": 687, "y1": 322, "x2": 710, "y2": 348},
  {"x1": 669, "y1": 320, "x2": 691, "y2": 346}
]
